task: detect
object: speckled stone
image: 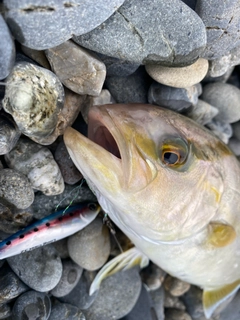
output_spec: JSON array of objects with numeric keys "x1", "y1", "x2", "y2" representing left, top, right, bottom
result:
[
  {"x1": 2, "y1": 62, "x2": 65, "y2": 141},
  {"x1": 12, "y1": 291, "x2": 51, "y2": 320},
  {"x1": 51, "y1": 259, "x2": 83, "y2": 298},
  {"x1": 46, "y1": 41, "x2": 106, "y2": 96},
  {"x1": 206, "y1": 119, "x2": 233, "y2": 144},
  {"x1": 164, "y1": 275, "x2": 190, "y2": 297},
  {"x1": 49, "y1": 301, "x2": 86, "y2": 320},
  {"x1": 68, "y1": 217, "x2": 110, "y2": 271},
  {"x1": 0, "y1": 111, "x2": 21, "y2": 155},
  {"x1": 74, "y1": 0, "x2": 206, "y2": 66},
  {"x1": 3, "y1": 0, "x2": 125, "y2": 50},
  {"x1": 146, "y1": 58, "x2": 208, "y2": 88},
  {"x1": 7, "y1": 244, "x2": 63, "y2": 292},
  {"x1": 165, "y1": 309, "x2": 192, "y2": 320},
  {"x1": 0, "y1": 168, "x2": 34, "y2": 209},
  {"x1": 5, "y1": 138, "x2": 65, "y2": 196},
  {"x1": 184, "y1": 99, "x2": 219, "y2": 125}
]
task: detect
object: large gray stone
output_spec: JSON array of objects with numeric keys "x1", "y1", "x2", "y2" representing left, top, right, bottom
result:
[{"x1": 74, "y1": 0, "x2": 206, "y2": 66}]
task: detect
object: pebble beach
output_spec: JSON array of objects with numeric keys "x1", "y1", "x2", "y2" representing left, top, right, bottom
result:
[{"x1": 1, "y1": 0, "x2": 240, "y2": 319}]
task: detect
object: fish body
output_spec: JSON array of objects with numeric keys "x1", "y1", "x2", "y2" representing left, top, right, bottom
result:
[
  {"x1": 64, "y1": 104, "x2": 240, "y2": 318},
  {"x1": 0, "y1": 202, "x2": 100, "y2": 259}
]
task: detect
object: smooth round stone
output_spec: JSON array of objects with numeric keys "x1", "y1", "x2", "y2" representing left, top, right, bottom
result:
[
  {"x1": 146, "y1": 58, "x2": 208, "y2": 88},
  {"x1": 206, "y1": 119, "x2": 233, "y2": 144},
  {"x1": 3, "y1": 62, "x2": 64, "y2": 141},
  {"x1": 228, "y1": 138, "x2": 240, "y2": 156},
  {"x1": 181, "y1": 286, "x2": 205, "y2": 319},
  {"x1": 84, "y1": 267, "x2": 142, "y2": 320},
  {"x1": 68, "y1": 218, "x2": 110, "y2": 271},
  {"x1": 74, "y1": 0, "x2": 206, "y2": 66},
  {"x1": 5, "y1": 138, "x2": 65, "y2": 196},
  {"x1": 164, "y1": 275, "x2": 190, "y2": 297},
  {"x1": 0, "y1": 15, "x2": 15, "y2": 80},
  {"x1": 165, "y1": 309, "x2": 192, "y2": 320},
  {"x1": 52, "y1": 238, "x2": 69, "y2": 259},
  {"x1": 49, "y1": 302, "x2": 85, "y2": 320},
  {"x1": 3, "y1": 0, "x2": 125, "y2": 50},
  {"x1": 201, "y1": 83, "x2": 240, "y2": 123},
  {"x1": 148, "y1": 82, "x2": 199, "y2": 112},
  {"x1": 55, "y1": 141, "x2": 82, "y2": 185},
  {"x1": 164, "y1": 291, "x2": 186, "y2": 310},
  {"x1": 141, "y1": 263, "x2": 166, "y2": 291},
  {"x1": 12, "y1": 291, "x2": 51, "y2": 320},
  {"x1": 51, "y1": 259, "x2": 83, "y2": 298},
  {"x1": 0, "y1": 111, "x2": 21, "y2": 155},
  {"x1": 7, "y1": 244, "x2": 63, "y2": 292},
  {"x1": 184, "y1": 99, "x2": 219, "y2": 125},
  {"x1": 0, "y1": 169, "x2": 34, "y2": 209}
]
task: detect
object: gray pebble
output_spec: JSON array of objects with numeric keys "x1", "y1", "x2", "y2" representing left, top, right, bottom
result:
[
  {"x1": 12, "y1": 291, "x2": 51, "y2": 320},
  {"x1": 228, "y1": 138, "x2": 240, "y2": 156},
  {"x1": 149, "y1": 287, "x2": 165, "y2": 320},
  {"x1": 105, "y1": 67, "x2": 151, "y2": 104},
  {"x1": 164, "y1": 291, "x2": 186, "y2": 311},
  {"x1": 203, "y1": 67, "x2": 234, "y2": 84},
  {"x1": 51, "y1": 259, "x2": 83, "y2": 298},
  {"x1": 3, "y1": 0, "x2": 125, "y2": 50},
  {"x1": 184, "y1": 99, "x2": 219, "y2": 125},
  {"x1": 141, "y1": 263, "x2": 166, "y2": 291},
  {"x1": 52, "y1": 238, "x2": 69, "y2": 259},
  {"x1": 7, "y1": 244, "x2": 63, "y2": 292},
  {"x1": 148, "y1": 82, "x2": 199, "y2": 112},
  {"x1": 231, "y1": 121, "x2": 240, "y2": 140},
  {"x1": 68, "y1": 217, "x2": 110, "y2": 271},
  {"x1": 164, "y1": 275, "x2": 191, "y2": 297},
  {"x1": 0, "y1": 111, "x2": 21, "y2": 155},
  {"x1": 5, "y1": 138, "x2": 65, "y2": 196},
  {"x1": 217, "y1": 290, "x2": 240, "y2": 320},
  {"x1": 0, "y1": 303, "x2": 11, "y2": 319},
  {"x1": 0, "y1": 14, "x2": 15, "y2": 80},
  {"x1": 165, "y1": 309, "x2": 192, "y2": 320},
  {"x1": 0, "y1": 168, "x2": 34, "y2": 209},
  {"x1": 3, "y1": 62, "x2": 64, "y2": 141},
  {"x1": 206, "y1": 119, "x2": 233, "y2": 144},
  {"x1": 74, "y1": 0, "x2": 206, "y2": 65},
  {"x1": 84, "y1": 267, "x2": 142, "y2": 320},
  {"x1": 181, "y1": 286, "x2": 206, "y2": 319},
  {"x1": 49, "y1": 301, "x2": 85, "y2": 320}
]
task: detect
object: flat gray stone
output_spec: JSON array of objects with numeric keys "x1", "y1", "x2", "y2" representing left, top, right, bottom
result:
[
  {"x1": 74, "y1": 0, "x2": 206, "y2": 65},
  {"x1": 3, "y1": 0, "x2": 125, "y2": 50},
  {"x1": 49, "y1": 302, "x2": 85, "y2": 320}
]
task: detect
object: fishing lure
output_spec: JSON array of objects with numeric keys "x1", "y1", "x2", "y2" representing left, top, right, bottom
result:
[{"x1": 0, "y1": 201, "x2": 101, "y2": 260}]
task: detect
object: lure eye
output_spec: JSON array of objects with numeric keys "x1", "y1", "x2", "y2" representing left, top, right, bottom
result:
[
  {"x1": 88, "y1": 203, "x2": 97, "y2": 211},
  {"x1": 160, "y1": 137, "x2": 189, "y2": 169}
]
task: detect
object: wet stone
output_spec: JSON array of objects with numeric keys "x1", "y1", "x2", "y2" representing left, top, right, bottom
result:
[
  {"x1": 2, "y1": 62, "x2": 65, "y2": 142},
  {"x1": 0, "y1": 111, "x2": 21, "y2": 155},
  {"x1": 164, "y1": 275, "x2": 191, "y2": 297},
  {"x1": 46, "y1": 40, "x2": 106, "y2": 96},
  {"x1": 12, "y1": 291, "x2": 51, "y2": 320},
  {"x1": 0, "y1": 168, "x2": 34, "y2": 209},
  {"x1": 206, "y1": 119, "x2": 233, "y2": 144},
  {"x1": 49, "y1": 301, "x2": 86, "y2": 320},
  {"x1": 165, "y1": 309, "x2": 192, "y2": 320},
  {"x1": 148, "y1": 82, "x2": 199, "y2": 112},
  {"x1": 68, "y1": 217, "x2": 111, "y2": 271},
  {"x1": 74, "y1": 0, "x2": 206, "y2": 66},
  {"x1": 51, "y1": 259, "x2": 83, "y2": 298},
  {"x1": 0, "y1": 14, "x2": 15, "y2": 80},
  {"x1": 7, "y1": 244, "x2": 63, "y2": 292}
]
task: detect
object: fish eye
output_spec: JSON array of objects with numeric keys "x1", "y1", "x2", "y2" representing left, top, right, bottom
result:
[
  {"x1": 162, "y1": 151, "x2": 180, "y2": 165},
  {"x1": 160, "y1": 137, "x2": 189, "y2": 168},
  {"x1": 88, "y1": 203, "x2": 97, "y2": 211}
]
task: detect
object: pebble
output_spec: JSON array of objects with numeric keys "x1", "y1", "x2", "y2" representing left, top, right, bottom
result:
[
  {"x1": 11, "y1": 291, "x2": 51, "y2": 320},
  {"x1": 51, "y1": 259, "x2": 83, "y2": 298},
  {"x1": 165, "y1": 309, "x2": 192, "y2": 320},
  {"x1": 0, "y1": 303, "x2": 11, "y2": 319},
  {"x1": 217, "y1": 290, "x2": 240, "y2": 320},
  {"x1": 55, "y1": 140, "x2": 82, "y2": 185},
  {"x1": 149, "y1": 287, "x2": 165, "y2": 320},
  {"x1": 52, "y1": 238, "x2": 69, "y2": 259},
  {"x1": 3, "y1": 62, "x2": 65, "y2": 142},
  {"x1": 228, "y1": 138, "x2": 240, "y2": 156},
  {"x1": 164, "y1": 275, "x2": 191, "y2": 297},
  {"x1": 74, "y1": 0, "x2": 206, "y2": 65},
  {"x1": 21, "y1": 45, "x2": 51, "y2": 69},
  {"x1": 0, "y1": 14, "x2": 15, "y2": 80},
  {"x1": 5, "y1": 138, "x2": 65, "y2": 196},
  {"x1": 7, "y1": 244, "x2": 63, "y2": 292},
  {"x1": 196, "y1": 0, "x2": 240, "y2": 59},
  {"x1": 201, "y1": 83, "x2": 240, "y2": 123},
  {"x1": 181, "y1": 286, "x2": 206, "y2": 320},
  {"x1": 68, "y1": 217, "x2": 111, "y2": 270},
  {"x1": 0, "y1": 168, "x2": 34, "y2": 209},
  {"x1": 231, "y1": 121, "x2": 240, "y2": 140},
  {"x1": 49, "y1": 301, "x2": 86, "y2": 320},
  {"x1": 141, "y1": 263, "x2": 166, "y2": 291},
  {"x1": 184, "y1": 99, "x2": 219, "y2": 125},
  {"x1": 148, "y1": 82, "x2": 199, "y2": 112},
  {"x1": 0, "y1": 111, "x2": 21, "y2": 155},
  {"x1": 3, "y1": 0, "x2": 125, "y2": 50},
  {"x1": 164, "y1": 291, "x2": 186, "y2": 311},
  {"x1": 84, "y1": 267, "x2": 142, "y2": 320},
  {"x1": 206, "y1": 119, "x2": 233, "y2": 144},
  {"x1": 46, "y1": 40, "x2": 106, "y2": 96},
  {"x1": 146, "y1": 58, "x2": 209, "y2": 88}
]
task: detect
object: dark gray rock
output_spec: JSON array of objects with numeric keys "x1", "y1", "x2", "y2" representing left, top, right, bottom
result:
[
  {"x1": 12, "y1": 291, "x2": 51, "y2": 320},
  {"x1": 206, "y1": 119, "x2": 233, "y2": 144},
  {"x1": 0, "y1": 303, "x2": 11, "y2": 319},
  {"x1": 0, "y1": 111, "x2": 21, "y2": 155},
  {"x1": 3, "y1": 0, "x2": 125, "y2": 50},
  {"x1": 7, "y1": 244, "x2": 63, "y2": 292},
  {"x1": 74, "y1": 0, "x2": 206, "y2": 66},
  {"x1": 48, "y1": 301, "x2": 85, "y2": 320},
  {"x1": 51, "y1": 259, "x2": 83, "y2": 298},
  {"x1": 181, "y1": 285, "x2": 207, "y2": 320},
  {"x1": 0, "y1": 14, "x2": 15, "y2": 80},
  {"x1": 105, "y1": 67, "x2": 151, "y2": 104},
  {"x1": 181, "y1": 0, "x2": 197, "y2": 10},
  {"x1": 165, "y1": 309, "x2": 192, "y2": 320},
  {"x1": 148, "y1": 82, "x2": 199, "y2": 112},
  {"x1": 52, "y1": 238, "x2": 69, "y2": 259},
  {"x1": 228, "y1": 138, "x2": 240, "y2": 156},
  {"x1": 164, "y1": 275, "x2": 190, "y2": 297},
  {"x1": 0, "y1": 169, "x2": 34, "y2": 209},
  {"x1": 149, "y1": 287, "x2": 165, "y2": 320},
  {"x1": 217, "y1": 290, "x2": 240, "y2": 320},
  {"x1": 184, "y1": 99, "x2": 219, "y2": 125},
  {"x1": 196, "y1": 0, "x2": 240, "y2": 59},
  {"x1": 84, "y1": 267, "x2": 142, "y2": 320},
  {"x1": 232, "y1": 121, "x2": 240, "y2": 140}
]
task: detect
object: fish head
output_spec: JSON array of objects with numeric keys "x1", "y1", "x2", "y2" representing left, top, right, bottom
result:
[{"x1": 64, "y1": 104, "x2": 231, "y2": 244}]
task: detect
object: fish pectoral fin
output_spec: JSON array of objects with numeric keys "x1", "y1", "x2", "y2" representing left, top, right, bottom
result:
[
  {"x1": 203, "y1": 280, "x2": 240, "y2": 319},
  {"x1": 89, "y1": 247, "x2": 149, "y2": 296},
  {"x1": 207, "y1": 222, "x2": 236, "y2": 247}
]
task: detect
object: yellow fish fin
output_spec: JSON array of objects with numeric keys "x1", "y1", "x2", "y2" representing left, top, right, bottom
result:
[
  {"x1": 203, "y1": 279, "x2": 240, "y2": 318},
  {"x1": 89, "y1": 247, "x2": 149, "y2": 296},
  {"x1": 207, "y1": 222, "x2": 236, "y2": 247}
]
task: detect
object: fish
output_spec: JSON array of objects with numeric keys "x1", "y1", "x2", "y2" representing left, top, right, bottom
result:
[
  {"x1": 0, "y1": 202, "x2": 101, "y2": 260},
  {"x1": 63, "y1": 103, "x2": 240, "y2": 318}
]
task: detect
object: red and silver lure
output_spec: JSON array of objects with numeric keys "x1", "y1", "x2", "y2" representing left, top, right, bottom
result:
[{"x1": 0, "y1": 201, "x2": 101, "y2": 259}]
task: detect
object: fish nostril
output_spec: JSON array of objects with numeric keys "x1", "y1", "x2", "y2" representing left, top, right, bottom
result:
[
  {"x1": 19, "y1": 234, "x2": 24, "y2": 239},
  {"x1": 33, "y1": 228, "x2": 38, "y2": 232}
]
